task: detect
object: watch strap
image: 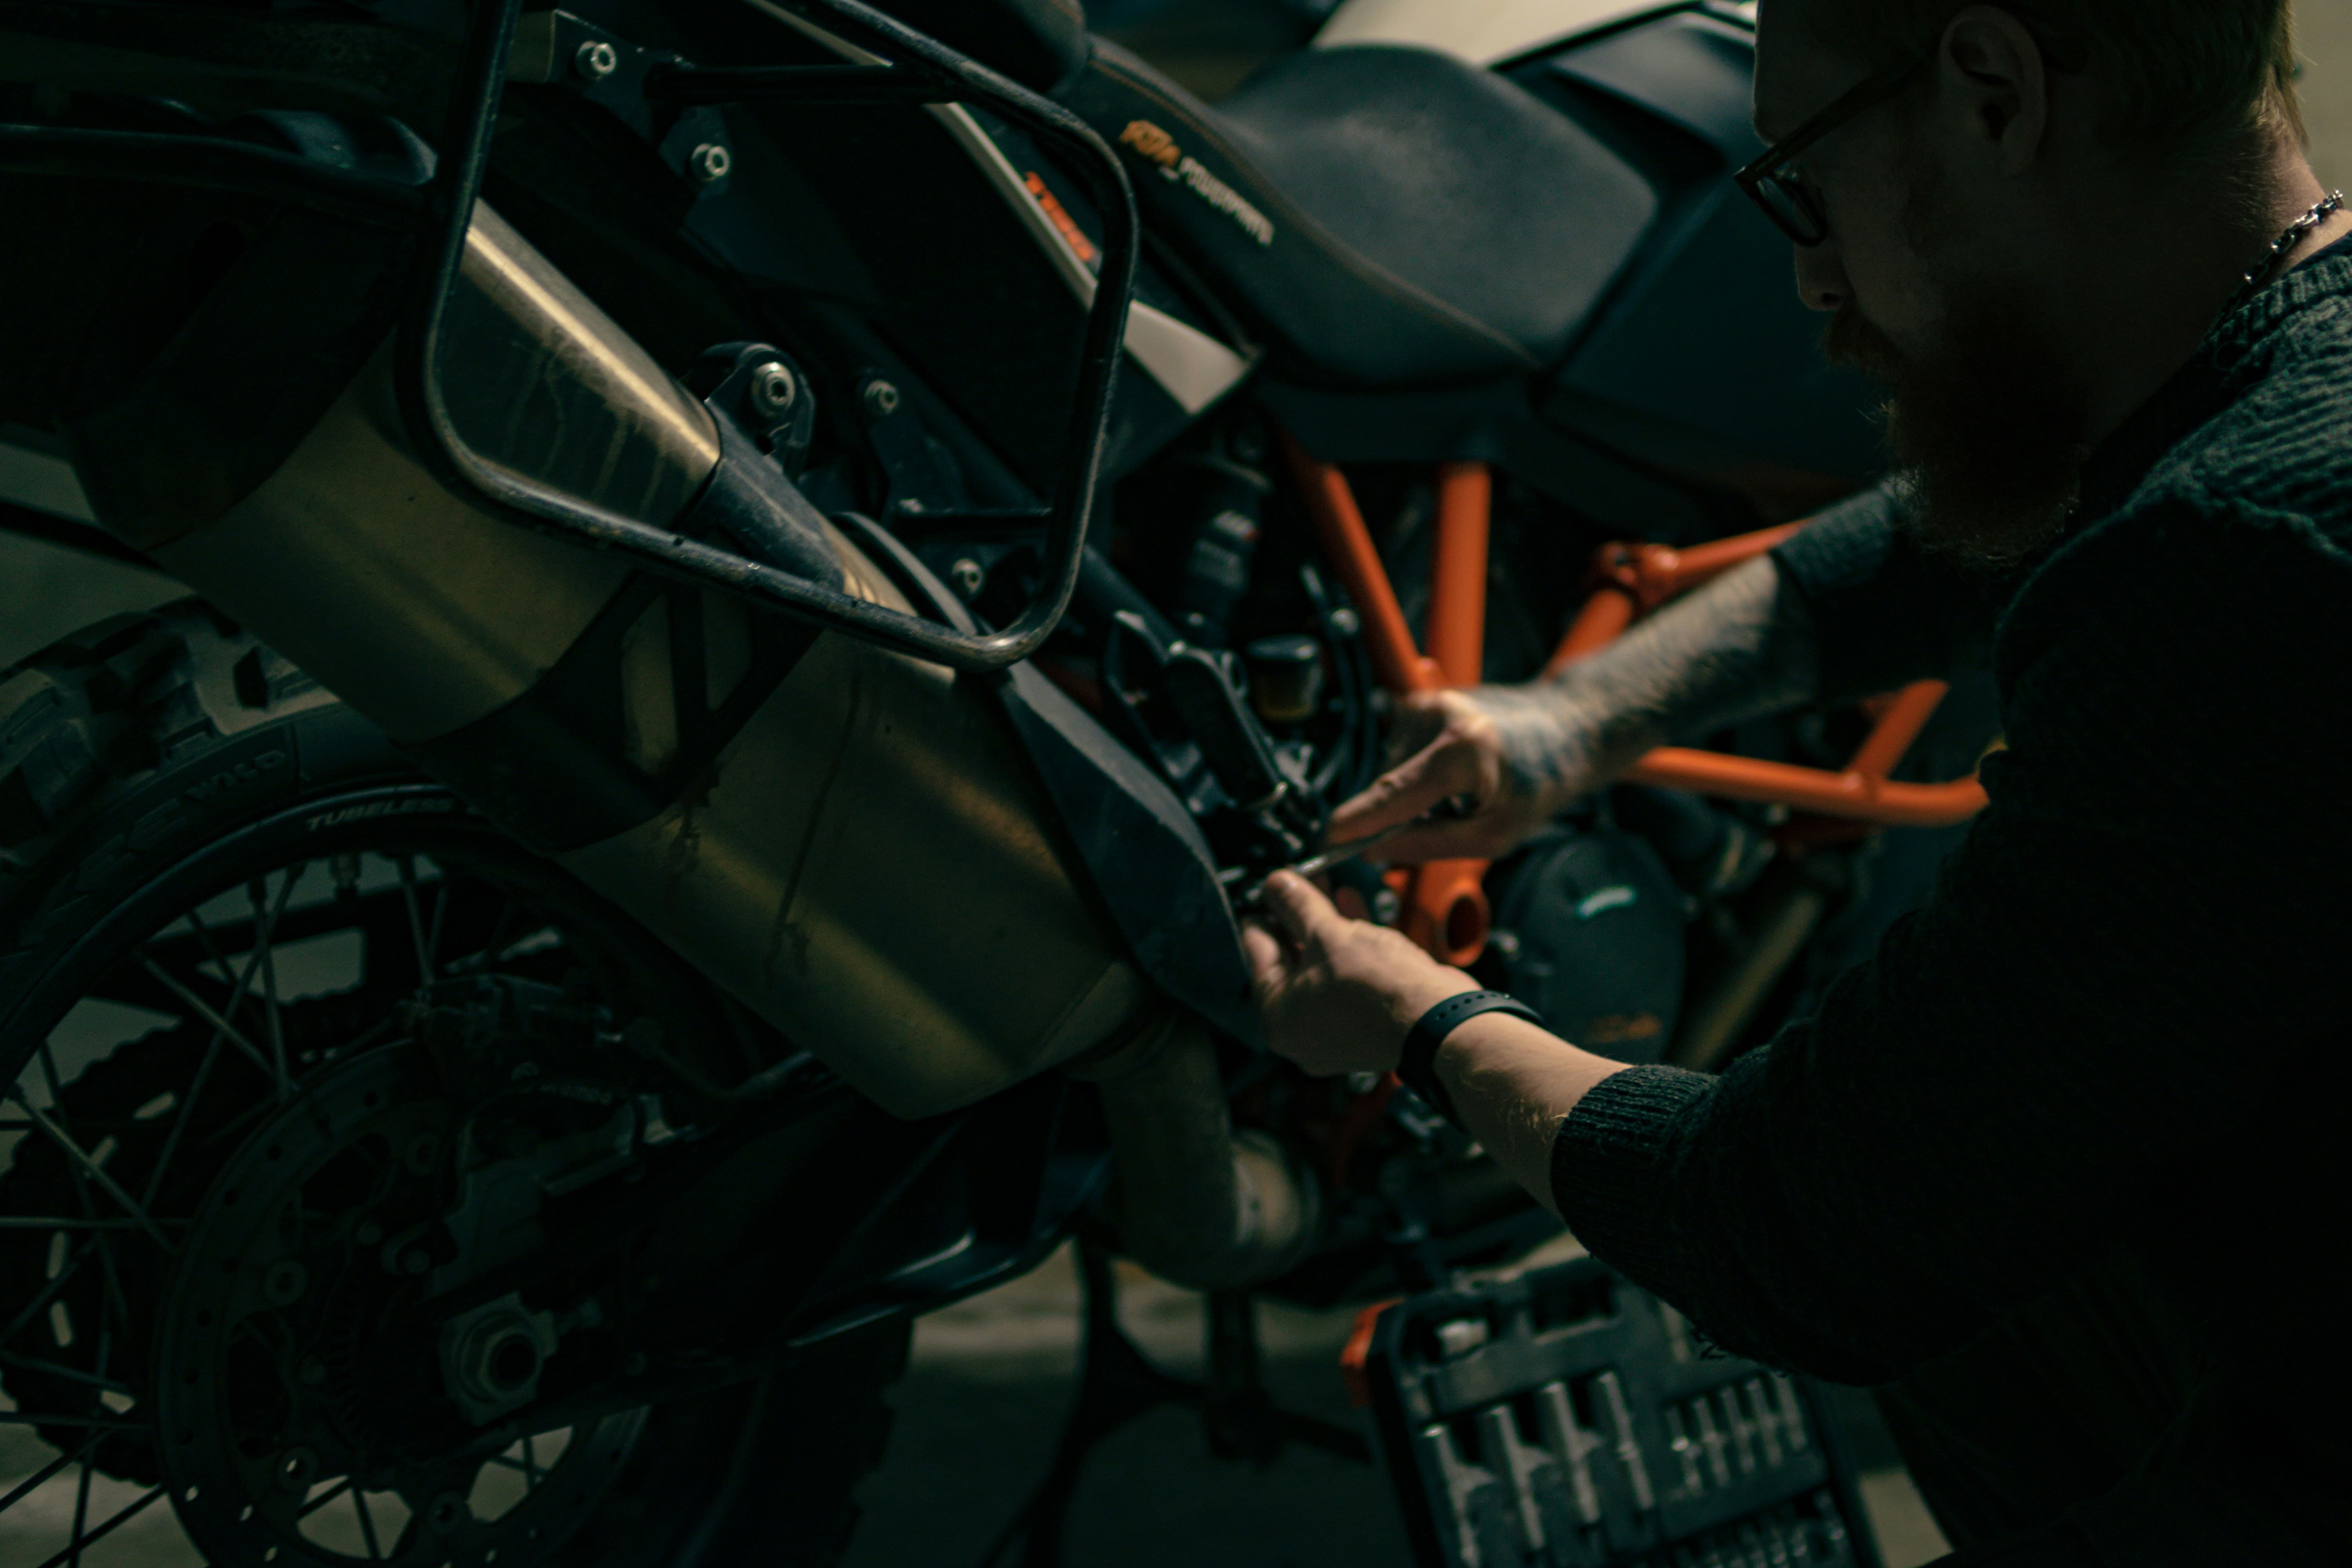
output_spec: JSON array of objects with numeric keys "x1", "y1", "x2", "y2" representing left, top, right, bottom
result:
[{"x1": 1397, "y1": 991, "x2": 1545, "y2": 1127}]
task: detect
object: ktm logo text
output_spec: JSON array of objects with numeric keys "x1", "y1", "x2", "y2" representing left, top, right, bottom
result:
[{"x1": 1119, "y1": 121, "x2": 1276, "y2": 248}]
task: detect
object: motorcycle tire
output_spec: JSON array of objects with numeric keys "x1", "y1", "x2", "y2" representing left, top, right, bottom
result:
[{"x1": 0, "y1": 599, "x2": 906, "y2": 1568}]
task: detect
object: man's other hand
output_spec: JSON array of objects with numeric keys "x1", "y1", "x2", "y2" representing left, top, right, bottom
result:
[
  {"x1": 1245, "y1": 871, "x2": 1478, "y2": 1076},
  {"x1": 1325, "y1": 687, "x2": 1609, "y2": 864}
]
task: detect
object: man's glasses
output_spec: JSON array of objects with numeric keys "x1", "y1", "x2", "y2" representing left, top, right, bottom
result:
[{"x1": 1735, "y1": 54, "x2": 1925, "y2": 246}]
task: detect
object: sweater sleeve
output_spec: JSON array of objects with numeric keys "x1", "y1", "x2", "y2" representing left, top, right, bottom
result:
[
  {"x1": 1555, "y1": 492, "x2": 2352, "y2": 1384},
  {"x1": 1771, "y1": 483, "x2": 2014, "y2": 703}
]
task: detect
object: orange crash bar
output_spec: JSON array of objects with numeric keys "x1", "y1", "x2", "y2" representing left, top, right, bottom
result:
[
  {"x1": 1545, "y1": 584, "x2": 1637, "y2": 674},
  {"x1": 1283, "y1": 436, "x2": 1493, "y2": 965},
  {"x1": 1283, "y1": 434, "x2": 1443, "y2": 694},
  {"x1": 1426, "y1": 463, "x2": 1491, "y2": 687},
  {"x1": 1848, "y1": 680, "x2": 1953, "y2": 781},
  {"x1": 1545, "y1": 523, "x2": 1809, "y2": 680},
  {"x1": 1658, "y1": 521, "x2": 1809, "y2": 588},
  {"x1": 1551, "y1": 525, "x2": 1991, "y2": 829},
  {"x1": 1623, "y1": 750, "x2": 1989, "y2": 828},
  {"x1": 1407, "y1": 462, "x2": 1496, "y2": 966}
]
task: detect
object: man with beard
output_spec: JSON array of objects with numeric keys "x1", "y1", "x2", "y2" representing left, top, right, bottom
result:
[{"x1": 1247, "y1": 0, "x2": 2352, "y2": 1561}]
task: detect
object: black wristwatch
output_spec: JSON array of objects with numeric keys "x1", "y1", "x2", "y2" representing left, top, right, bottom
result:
[{"x1": 1396, "y1": 990, "x2": 1545, "y2": 1128}]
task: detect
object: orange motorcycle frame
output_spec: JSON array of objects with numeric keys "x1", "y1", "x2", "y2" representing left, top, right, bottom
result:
[{"x1": 1281, "y1": 437, "x2": 1991, "y2": 965}]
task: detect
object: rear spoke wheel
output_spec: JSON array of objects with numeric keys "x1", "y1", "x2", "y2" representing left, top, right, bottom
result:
[
  {"x1": 0, "y1": 608, "x2": 907, "y2": 1568},
  {"x1": 2, "y1": 819, "x2": 733, "y2": 1568}
]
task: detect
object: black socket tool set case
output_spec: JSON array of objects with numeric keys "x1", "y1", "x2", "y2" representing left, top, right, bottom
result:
[{"x1": 1360, "y1": 1254, "x2": 1883, "y2": 1568}]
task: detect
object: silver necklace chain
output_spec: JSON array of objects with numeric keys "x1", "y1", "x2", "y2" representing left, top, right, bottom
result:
[{"x1": 2222, "y1": 189, "x2": 2346, "y2": 319}]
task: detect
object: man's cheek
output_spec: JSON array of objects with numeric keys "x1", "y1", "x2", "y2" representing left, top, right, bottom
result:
[{"x1": 1828, "y1": 191, "x2": 1947, "y2": 339}]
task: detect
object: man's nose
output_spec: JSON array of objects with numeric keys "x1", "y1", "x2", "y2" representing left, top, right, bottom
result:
[{"x1": 1794, "y1": 239, "x2": 1850, "y2": 313}]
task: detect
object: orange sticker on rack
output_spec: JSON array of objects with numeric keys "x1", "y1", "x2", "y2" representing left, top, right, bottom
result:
[{"x1": 1023, "y1": 172, "x2": 1097, "y2": 264}]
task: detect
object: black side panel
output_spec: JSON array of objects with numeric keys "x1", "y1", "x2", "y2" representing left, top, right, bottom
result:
[
  {"x1": 638, "y1": 0, "x2": 1092, "y2": 495},
  {"x1": 834, "y1": 513, "x2": 1261, "y2": 1046},
  {"x1": 997, "y1": 661, "x2": 1259, "y2": 1046}
]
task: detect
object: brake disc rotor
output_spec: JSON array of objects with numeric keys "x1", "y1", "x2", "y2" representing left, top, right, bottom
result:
[
  {"x1": 153, "y1": 1045, "x2": 641, "y2": 1568},
  {"x1": 0, "y1": 998, "x2": 372, "y2": 1484}
]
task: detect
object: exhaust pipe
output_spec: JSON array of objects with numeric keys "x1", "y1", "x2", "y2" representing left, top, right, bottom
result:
[
  {"x1": 1069, "y1": 1016, "x2": 1319, "y2": 1290},
  {"x1": 11, "y1": 116, "x2": 1300, "y2": 1279}
]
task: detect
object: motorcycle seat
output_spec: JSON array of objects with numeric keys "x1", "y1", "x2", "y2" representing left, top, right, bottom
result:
[
  {"x1": 1058, "y1": 39, "x2": 1662, "y2": 390},
  {"x1": 856, "y1": 0, "x2": 1660, "y2": 389}
]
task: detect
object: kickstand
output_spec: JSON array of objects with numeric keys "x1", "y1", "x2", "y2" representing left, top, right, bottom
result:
[
  {"x1": 1201, "y1": 1287, "x2": 1373, "y2": 1468},
  {"x1": 976, "y1": 1240, "x2": 1370, "y2": 1568}
]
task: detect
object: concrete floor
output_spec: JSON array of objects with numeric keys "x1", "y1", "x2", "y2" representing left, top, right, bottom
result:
[
  {"x1": 838, "y1": 1242, "x2": 1952, "y2": 1568},
  {"x1": 842, "y1": 1245, "x2": 1417, "y2": 1568},
  {"x1": 0, "y1": 1241, "x2": 1947, "y2": 1568}
]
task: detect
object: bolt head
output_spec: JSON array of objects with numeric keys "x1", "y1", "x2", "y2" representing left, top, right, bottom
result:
[
  {"x1": 688, "y1": 142, "x2": 732, "y2": 185},
  {"x1": 574, "y1": 39, "x2": 620, "y2": 80},
  {"x1": 1328, "y1": 606, "x2": 1361, "y2": 636},
  {"x1": 947, "y1": 558, "x2": 986, "y2": 600},
  {"x1": 483, "y1": 1328, "x2": 543, "y2": 1392},
  {"x1": 262, "y1": 1260, "x2": 308, "y2": 1305},
  {"x1": 749, "y1": 361, "x2": 797, "y2": 418},
  {"x1": 403, "y1": 1248, "x2": 432, "y2": 1276},
  {"x1": 860, "y1": 379, "x2": 901, "y2": 419},
  {"x1": 275, "y1": 1448, "x2": 318, "y2": 1494}
]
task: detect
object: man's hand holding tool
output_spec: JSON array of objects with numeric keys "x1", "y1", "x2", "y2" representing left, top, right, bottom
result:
[{"x1": 1229, "y1": 795, "x2": 1477, "y2": 910}]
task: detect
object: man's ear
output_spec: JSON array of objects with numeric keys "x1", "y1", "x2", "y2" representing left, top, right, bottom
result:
[{"x1": 1937, "y1": 5, "x2": 2049, "y2": 174}]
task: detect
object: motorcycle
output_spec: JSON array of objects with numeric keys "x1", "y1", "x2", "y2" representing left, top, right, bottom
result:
[{"x1": 0, "y1": 0, "x2": 1988, "y2": 1563}]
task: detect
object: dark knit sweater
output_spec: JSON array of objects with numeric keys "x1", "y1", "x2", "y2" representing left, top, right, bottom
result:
[{"x1": 1551, "y1": 247, "x2": 2352, "y2": 1517}]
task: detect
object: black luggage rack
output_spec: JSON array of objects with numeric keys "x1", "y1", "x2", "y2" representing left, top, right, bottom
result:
[{"x1": 1359, "y1": 1254, "x2": 1884, "y2": 1568}]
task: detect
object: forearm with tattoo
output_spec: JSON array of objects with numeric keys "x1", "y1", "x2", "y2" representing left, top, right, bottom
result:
[{"x1": 1478, "y1": 556, "x2": 1822, "y2": 806}]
